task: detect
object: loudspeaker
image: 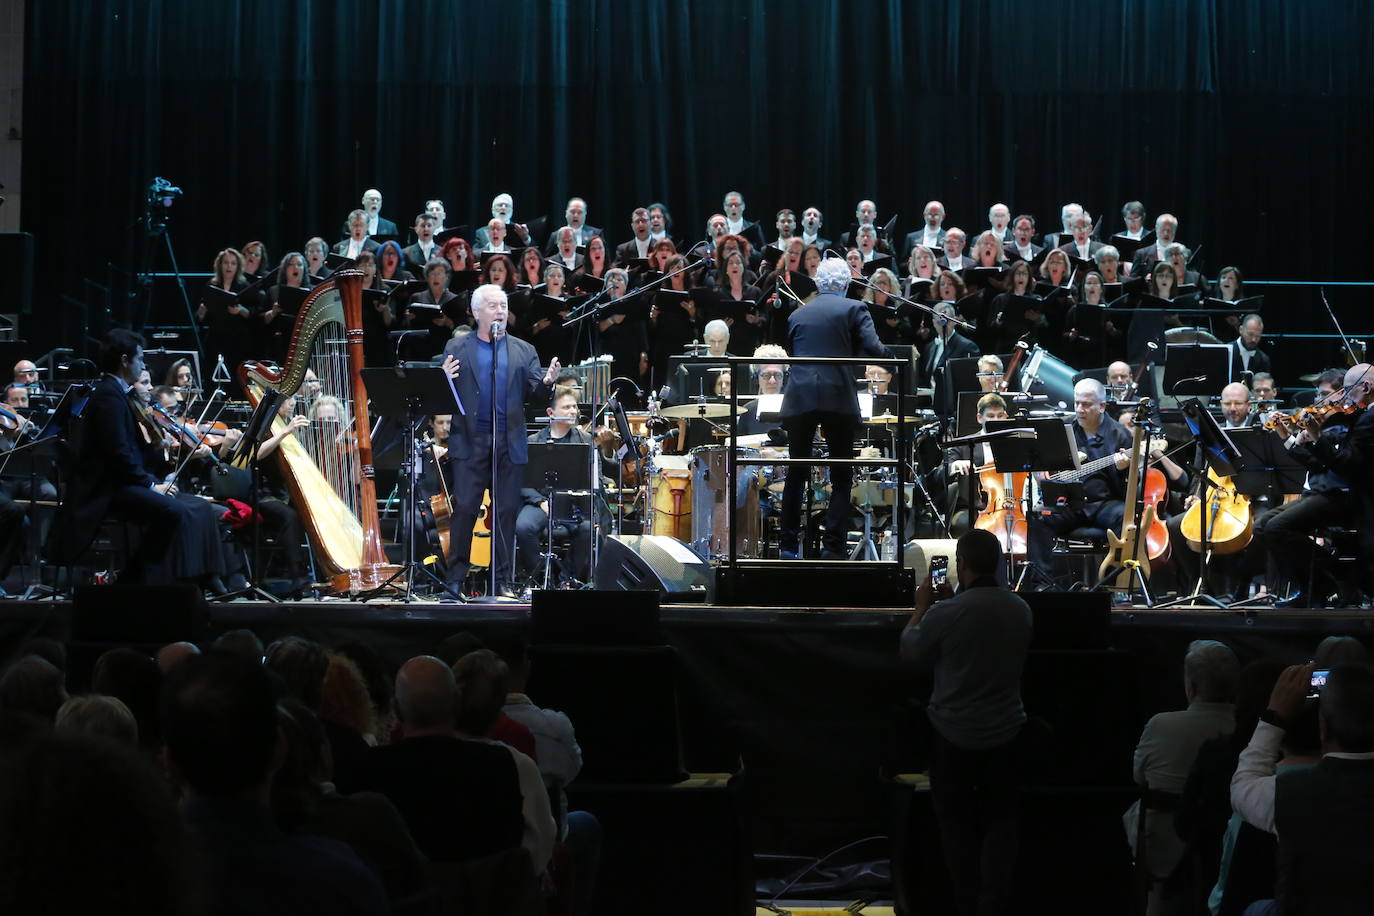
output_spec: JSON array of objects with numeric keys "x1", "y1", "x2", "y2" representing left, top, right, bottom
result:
[
  {"x1": 1022, "y1": 591, "x2": 1112, "y2": 650},
  {"x1": 72, "y1": 584, "x2": 209, "y2": 645},
  {"x1": 0, "y1": 233, "x2": 34, "y2": 316},
  {"x1": 594, "y1": 535, "x2": 713, "y2": 602},
  {"x1": 531, "y1": 589, "x2": 663, "y2": 646},
  {"x1": 714, "y1": 562, "x2": 916, "y2": 607},
  {"x1": 903, "y1": 538, "x2": 960, "y2": 580}
]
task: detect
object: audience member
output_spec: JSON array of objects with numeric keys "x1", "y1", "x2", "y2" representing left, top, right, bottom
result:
[
  {"x1": 156, "y1": 641, "x2": 201, "y2": 673},
  {"x1": 320, "y1": 652, "x2": 378, "y2": 744},
  {"x1": 56, "y1": 694, "x2": 139, "y2": 745},
  {"x1": 91, "y1": 646, "x2": 163, "y2": 749},
  {"x1": 1126, "y1": 639, "x2": 1239, "y2": 909},
  {"x1": 899, "y1": 529, "x2": 1033, "y2": 916},
  {"x1": 0, "y1": 731, "x2": 202, "y2": 914},
  {"x1": 211, "y1": 628, "x2": 266, "y2": 662},
  {"x1": 1231, "y1": 663, "x2": 1374, "y2": 914},
  {"x1": 161, "y1": 652, "x2": 386, "y2": 915},
  {"x1": 266, "y1": 636, "x2": 370, "y2": 791},
  {"x1": 272, "y1": 698, "x2": 429, "y2": 903},
  {"x1": 434, "y1": 631, "x2": 538, "y2": 759},
  {"x1": 453, "y1": 650, "x2": 557, "y2": 875},
  {"x1": 0, "y1": 655, "x2": 69, "y2": 721},
  {"x1": 361, "y1": 655, "x2": 550, "y2": 871}
]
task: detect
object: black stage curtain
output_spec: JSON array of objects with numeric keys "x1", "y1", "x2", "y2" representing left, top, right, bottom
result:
[{"x1": 21, "y1": 0, "x2": 1374, "y2": 337}]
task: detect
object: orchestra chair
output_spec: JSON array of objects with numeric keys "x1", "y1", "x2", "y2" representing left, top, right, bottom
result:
[{"x1": 1052, "y1": 525, "x2": 1111, "y2": 588}]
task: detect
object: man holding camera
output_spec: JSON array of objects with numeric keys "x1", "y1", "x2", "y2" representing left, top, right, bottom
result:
[{"x1": 899, "y1": 529, "x2": 1033, "y2": 916}]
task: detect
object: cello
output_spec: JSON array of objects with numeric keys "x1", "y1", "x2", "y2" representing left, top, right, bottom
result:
[
  {"x1": 974, "y1": 463, "x2": 1028, "y2": 557},
  {"x1": 1179, "y1": 467, "x2": 1252, "y2": 555}
]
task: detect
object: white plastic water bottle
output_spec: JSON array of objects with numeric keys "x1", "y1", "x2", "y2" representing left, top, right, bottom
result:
[{"x1": 881, "y1": 530, "x2": 896, "y2": 562}]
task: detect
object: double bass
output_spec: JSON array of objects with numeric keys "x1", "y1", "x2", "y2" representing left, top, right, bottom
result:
[{"x1": 1099, "y1": 398, "x2": 1164, "y2": 589}]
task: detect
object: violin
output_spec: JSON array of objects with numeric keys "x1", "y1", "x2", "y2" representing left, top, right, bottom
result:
[
  {"x1": 0, "y1": 403, "x2": 28, "y2": 433},
  {"x1": 1262, "y1": 397, "x2": 1357, "y2": 432}
]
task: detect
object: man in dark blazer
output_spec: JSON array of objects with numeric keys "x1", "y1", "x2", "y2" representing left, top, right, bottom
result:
[
  {"x1": 1003, "y1": 214, "x2": 1045, "y2": 263},
  {"x1": 440, "y1": 285, "x2": 561, "y2": 597},
  {"x1": 339, "y1": 188, "x2": 398, "y2": 240},
  {"x1": 402, "y1": 213, "x2": 442, "y2": 274},
  {"x1": 935, "y1": 228, "x2": 974, "y2": 272},
  {"x1": 48, "y1": 329, "x2": 188, "y2": 582},
  {"x1": 903, "y1": 201, "x2": 948, "y2": 258},
  {"x1": 721, "y1": 190, "x2": 765, "y2": 251},
  {"x1": 542, "y1": 197, "x2": 602, "y2": 255},
  {"x1": 919, "y1": 302, "x2": 981, "y2": 389},
  {"x1": 1056, "y1": 213, "x2": 1105, "y2": 262},
  {"x1": 799, "y1": 206, "x2": 832, "y2": 254},
  {"x1": 615, "y1": 207, "x2": 655, "y2": 265},
  {"x1": 778, "y1": 256, "x2": 889, "y2": 559},
  {"x1": 333, "y1": 210, "x2": 380, "y2": 259},
  {"x1": 1230, "y1": 314, "x2": 1271, "y2": 380},
  {"x1": 1130, "y1": 213, "x2": 1180, "y2": 275}
]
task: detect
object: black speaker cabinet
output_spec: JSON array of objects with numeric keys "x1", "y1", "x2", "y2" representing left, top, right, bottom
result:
[{"x1": 594, "y1": 535, "x2": 712, "y2": 602}]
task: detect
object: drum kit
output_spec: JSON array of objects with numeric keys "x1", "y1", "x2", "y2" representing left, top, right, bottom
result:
[{"x1": 605, "y1": 342, "x2": 1088, "y2": 562}]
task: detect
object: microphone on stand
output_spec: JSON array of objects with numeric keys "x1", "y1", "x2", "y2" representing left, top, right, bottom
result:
[{"x1": 490, "y1": 320, "x2": 506, "y2": 339}]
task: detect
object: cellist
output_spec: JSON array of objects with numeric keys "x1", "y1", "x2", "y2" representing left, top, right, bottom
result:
[{"x1": 943, "y1": 392, "x2": 1010, "y2": 536}]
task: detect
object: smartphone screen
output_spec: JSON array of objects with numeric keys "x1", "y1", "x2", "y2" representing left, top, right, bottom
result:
[
  {"x1": 1309, "y1": 668, "x2": 1330, "y2": 699},
  {"x1": 931, "y1": 556, "x2": 949, "y2": 588}
]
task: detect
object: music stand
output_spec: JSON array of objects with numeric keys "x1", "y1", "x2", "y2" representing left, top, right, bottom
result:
[
  {"x1": 524, "y1": 442, "x2": 597, "y2": 589},
  {"x1": 1162, "y1": 343, "x2": 1232, "y2": 404},
  {"x1": 359, "y1": 367, "x2": 460, "y2": 599},
  {"x1": 1153, "y1": 398, "x2": 1246, "y2": 609}
]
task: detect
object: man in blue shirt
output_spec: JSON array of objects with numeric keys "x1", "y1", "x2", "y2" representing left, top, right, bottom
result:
[{"x1": 441, "y1": 285, "x2": 561, "y2": 597}]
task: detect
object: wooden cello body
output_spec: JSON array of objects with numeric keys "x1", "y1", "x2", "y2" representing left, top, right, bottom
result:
[
  {"x1": 1099, "y1": 398, "x2": 1158, "y2": 588},
  {"x1": 1180, "y1": 467, "x2": 1253, "y2": 555},
  {"x1": 974, "y1": 464, "x2": 1028, "y2": 557},
  {"x1": 239, "y1": 270, "x2": 401, "y2": 594}
]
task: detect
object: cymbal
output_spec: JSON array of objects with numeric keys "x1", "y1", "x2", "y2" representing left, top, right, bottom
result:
[
  {"x1": 1299, "y1": 373, "x2": 1321, "y2": 383},
  {"x1": 659, "y1": 403, "x2": 748, "y2": 419},
  {"x1": 865, "y1": 413, "x2": 922, "y2": 425}
]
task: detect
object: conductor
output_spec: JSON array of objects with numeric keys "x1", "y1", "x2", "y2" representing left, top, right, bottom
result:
[
  {"x1": 440, "y1": 284, "x2": 561, "y2": 597},
  {"x1": 779, "y1": 256, "x2": 889, "y2": 559}
]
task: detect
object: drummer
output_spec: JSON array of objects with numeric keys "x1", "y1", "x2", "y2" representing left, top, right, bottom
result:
[
  {"x1": 864, "y1": 364, "x2": 893, "y2": 394},
  {"x1": 737, "y1": 344, "x2": 788, "y2": 437},
  {"x1": 976, "y1": 355, "x2": 1004, "y2": 392}
]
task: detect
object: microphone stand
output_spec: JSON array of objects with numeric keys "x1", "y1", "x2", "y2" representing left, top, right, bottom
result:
[
  {"x1": 846, "y1": 274, "x2": 977, "y2": 333},
  {"x1": 488, "y1": 322, "x2": 502, "y2": 599}
]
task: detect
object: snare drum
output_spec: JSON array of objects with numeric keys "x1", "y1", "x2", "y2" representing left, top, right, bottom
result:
[
  {"x1": 649, "y1": 454, "x2": 693, "y2": 541},
  {"x1": 689, "y1": 446, "x2": 763, "y2": 559}
]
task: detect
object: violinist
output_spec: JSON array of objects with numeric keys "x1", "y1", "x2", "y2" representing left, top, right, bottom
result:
[
  {"x1": 0, "y1": 381, "x2": 54, "y2": 593},
  {"x1": 133, "y1": 370, "x2": 241, "y2": 593},
  {"x1": 1252, "y1": 372, "x2": 1279, "y2": 424},
  {"x1": 1272, "y1": 363, "x2": 1374, "y2": 604},
  {"x1": 1254, "y1": 382, "x2": 1363, "y2": 607},
  {"x1": 163, "y1": 358, "x2": 199, "y2": 402},
  {"x1": 1023, "y1": 378, "x2": 1131, "y2": 590},
  {"x1": 514, "y1": 387, "x2": 597, "y2": 587},
  {"x1": 48, "y1": 330, "x2": 190, "y2": 585},
  {"x1": 1221, "y1": 382, "x2": 1255, "y2": 428}
]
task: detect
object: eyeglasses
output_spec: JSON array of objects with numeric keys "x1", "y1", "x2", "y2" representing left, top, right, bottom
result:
[{"x1": 759, "y1": 371, "x2": 784, "y2": 380}]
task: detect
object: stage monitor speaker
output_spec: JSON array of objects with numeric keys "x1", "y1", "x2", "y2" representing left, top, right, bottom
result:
[
  {"x1": 714, "y1": 562, "x2": 916, "y2": 607},
  {"x1": 72, "y1": 584, "x2": 209, "y2": 646},
  {"x1": 0, "y1": 232, "x2": 35, "y2": 316},
  {"x1": 531, "y1": 589, "x2": 664, "y2": 646},
  {"x1": 594, "y1": 535, "x2": 712, "y2": 602},
  {"x1": 1022, "y1": 591, "x2": 1112, "y2": 650}
]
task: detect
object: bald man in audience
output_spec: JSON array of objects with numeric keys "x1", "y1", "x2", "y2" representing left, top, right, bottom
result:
[{"x1": 156, "y1": 641, "x2": 201, "y2": 674}]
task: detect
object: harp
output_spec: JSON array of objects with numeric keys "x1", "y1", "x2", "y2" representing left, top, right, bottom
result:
[{"x1": 238, "y1": 269, "x2": 400, "y2": 593}]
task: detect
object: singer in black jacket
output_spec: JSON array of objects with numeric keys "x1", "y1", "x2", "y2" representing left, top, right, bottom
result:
[
  {"x1": 778, "y1": 257, "x2": 889, "y2": 558},
  {"x1": 440, "y1": 284, "x2": 561, "y2": 597}
]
